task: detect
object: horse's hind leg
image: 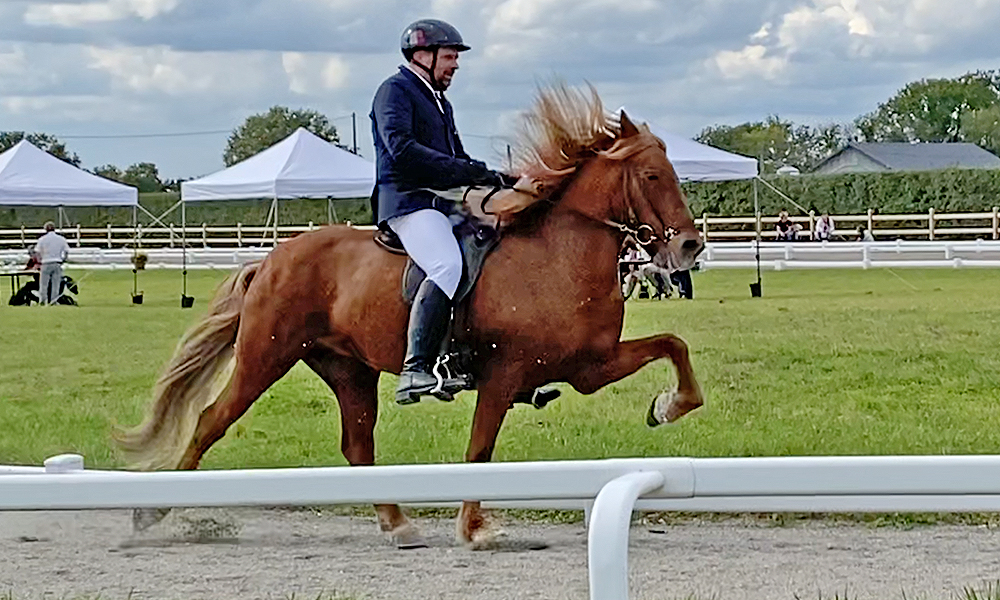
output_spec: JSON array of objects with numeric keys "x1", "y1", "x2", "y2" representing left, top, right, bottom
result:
[
  {"x1": 571, "y1": 333, "x2": 703, "y2": 427},
  {"x1": 303, "y1": 351, "x2": 427, "y2": 550},
  {"x1": 133, "y1": 319, "x2": 302, "y2": 531}
]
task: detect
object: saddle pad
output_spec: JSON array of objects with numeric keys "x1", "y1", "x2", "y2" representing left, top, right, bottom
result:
[{"x1": 402, "y1": 217, "x2": 500, "y2": 305}]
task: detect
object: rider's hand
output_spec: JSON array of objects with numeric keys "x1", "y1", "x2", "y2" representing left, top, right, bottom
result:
[{"x1": 483, "y1": 170, "x2": 517, "y2": 188}]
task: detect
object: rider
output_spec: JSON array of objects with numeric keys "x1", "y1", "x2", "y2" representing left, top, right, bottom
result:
[{"x1": 371, "y1": 19, "x2": 511, "y2": 405}]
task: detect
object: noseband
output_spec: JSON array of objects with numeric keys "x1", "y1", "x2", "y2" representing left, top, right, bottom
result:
[{"x1": 599, "y1": 137, "x2": 679, "y2": 247}]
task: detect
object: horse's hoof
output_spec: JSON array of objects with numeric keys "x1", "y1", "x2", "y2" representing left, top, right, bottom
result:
[
  {"x1": 390, "y1": 523, "x2": 428, "y2": 550},
  {"x1": 531, "y1": 387, "x2": 560, "y2": 409},
  {"x1": 132, "y1": 507, "x2": 171, "y2": 532},
  {"x1": 467, "y1": 525, "x2": 507, "y2": 551},
  {"x1": 647, "y1": 387, "x2": 702, "y2": 427}
]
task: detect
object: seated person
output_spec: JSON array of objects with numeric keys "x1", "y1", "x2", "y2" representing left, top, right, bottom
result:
[
  {"x1": 856, "y1": 225, "x2": 875, "y2": 242},
  {"x1": 775, "y1": 209, "x2": 796, "y2": 241},
  {"x1": 814, "y1": 213, "x2": 835, "y2": 241}
]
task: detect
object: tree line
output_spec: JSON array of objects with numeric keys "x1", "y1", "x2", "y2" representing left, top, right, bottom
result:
[{"x1": 697, "y1": 70, "x2": 1000, "y2": 174}]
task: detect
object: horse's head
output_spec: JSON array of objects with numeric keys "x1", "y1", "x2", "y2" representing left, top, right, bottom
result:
[
  {"x1": 508, "y1": 85, "x2": 703, "y2": 271},
  {"x1": 593, "y1": 111, "x2": 703, "y2": 272}
]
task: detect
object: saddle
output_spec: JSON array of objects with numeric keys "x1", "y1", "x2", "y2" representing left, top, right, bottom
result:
[{"x1": 373, "y1": 183, "x2": 560, "y2": 409}]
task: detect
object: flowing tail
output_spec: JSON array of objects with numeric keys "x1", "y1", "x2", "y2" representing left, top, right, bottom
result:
[{"x1": 115, "y1": 262, "x2": 260, "y2": 471}]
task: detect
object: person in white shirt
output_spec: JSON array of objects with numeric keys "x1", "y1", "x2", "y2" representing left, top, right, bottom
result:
[
  {"x1": 814, "y1": 213, "x2": 835, "y2": 241},
  {"x1": 33, "y1": 221, "x2": 70, "y2": 305}
]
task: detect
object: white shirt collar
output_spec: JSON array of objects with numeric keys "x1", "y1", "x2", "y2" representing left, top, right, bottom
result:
[{"x1": 405, "y1": 63, "x2": 445, "y2": 113}]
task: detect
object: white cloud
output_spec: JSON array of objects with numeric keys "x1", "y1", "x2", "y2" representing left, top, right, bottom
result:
[
  {"x1": 87, "y1": 45, "x2": 276, "y2": 96},
  {"x1": 712, "y1": 44, "x2": 788, "y2": 80},
  {"x1": 282, "y1": 52, "x2": 351, "y2": 95},
  {"x1": 25, "y1": 0, "x2": 180, "y2": 26}
]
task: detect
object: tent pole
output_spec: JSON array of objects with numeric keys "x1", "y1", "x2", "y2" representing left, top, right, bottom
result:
[
  {"x1": 132, "y1": 205, "x2": 138, "y2": 301},
  {"x1": 260, "y1": 200, "x2": 274, "y2": 248},
  {"x1": 752, "y1": 178, "x2": 762, "y2": 297},
  {"x1": 182, "y1": 197, "x2": 188, "y2": 304},
  {"x1": 273, "y1": 197, "x2": 279, "y2": 247}
]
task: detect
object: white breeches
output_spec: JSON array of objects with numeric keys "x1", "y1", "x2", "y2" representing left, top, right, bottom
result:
[{"x1": 388, "y1": 208, "x2": 462, "y2": 299}]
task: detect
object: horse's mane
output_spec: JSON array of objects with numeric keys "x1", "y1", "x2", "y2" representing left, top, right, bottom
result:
[
  {"x1": 512, "y1": 82, "x2": 619, "y2": 178},
  {"x1": 492, "y1": 83, "x2": 640, "y2": 231}
]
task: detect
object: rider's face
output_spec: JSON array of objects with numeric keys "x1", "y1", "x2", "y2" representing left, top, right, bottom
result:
[
  {"x1": 434, "y1": 48, "x2": 460, "y2": 89},
  {"x1": 413, "y1": 47, "x2": 460, "y2": 90}
]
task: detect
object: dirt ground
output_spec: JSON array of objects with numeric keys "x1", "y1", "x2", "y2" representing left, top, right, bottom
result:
[{"x1": 2, "y1": 508, "x2": 1000, "y2": 600}]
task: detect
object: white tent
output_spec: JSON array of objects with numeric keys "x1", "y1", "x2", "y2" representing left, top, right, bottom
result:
[
  {"x1": 0, "y1": 140, "x2": 137, "y2": 206},
  {"x1": 174, "y1": 127, "x2": 375, "y2": 305},
  {"x1": 620, "y1": 109, "x2": 758, "y2": 182},
  {"x1": 0, "y1": 140, "x2": 144, "y2": 302},
  {"x1": 181, "y1": 127, "x2": 374, "y2": 201}
]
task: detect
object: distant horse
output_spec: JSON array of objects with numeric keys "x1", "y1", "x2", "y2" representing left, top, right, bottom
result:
[{"x1": 117, "y1": 85, "x2": 705, "y2": 549}]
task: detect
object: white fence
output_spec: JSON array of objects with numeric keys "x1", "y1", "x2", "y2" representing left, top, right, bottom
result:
[
  {"x1": 5, "y1": 240, "x2": 1000, "y2": 272},
  {"x1": 2, "y1": 208, "x2": 999, "y2": 249},
  {"x1": 7, "y1": 454, "x2": 1000, "y2": 600}
]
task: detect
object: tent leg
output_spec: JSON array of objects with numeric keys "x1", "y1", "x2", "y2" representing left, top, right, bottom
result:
[
  {"x1": 181, "y1": 199, "x2": 193, "y2": 309},
  {"x1": 131, "y1": 205, "x2": 142, "y2": 305}
]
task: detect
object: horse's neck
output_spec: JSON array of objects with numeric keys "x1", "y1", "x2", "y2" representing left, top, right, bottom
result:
[{"x1": 535, "y1": 204, "x2": 623, "y2": 295}]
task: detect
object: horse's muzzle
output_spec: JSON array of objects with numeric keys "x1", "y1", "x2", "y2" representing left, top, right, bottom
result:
[{"x1": 664, "y1": 230, "x2": 704, "y2": 272}]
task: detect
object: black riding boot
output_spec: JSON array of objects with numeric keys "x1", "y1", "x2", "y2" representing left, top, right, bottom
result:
[{"x1": 396, "y1": 278, "x2": 468, "y2": 405}]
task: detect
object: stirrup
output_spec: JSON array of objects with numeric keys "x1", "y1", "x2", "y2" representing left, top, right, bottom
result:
[{"x1": 430, "y1": 353, "x2": 473, "y2": 400}]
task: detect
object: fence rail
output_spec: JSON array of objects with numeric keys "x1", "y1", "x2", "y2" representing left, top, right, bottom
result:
[
  {"x1": 7, "y1": 454, "x2": 1000, "y2": 600},
  {"x1": 3, "y1": 208, "x2": 999, "y2": 249}
]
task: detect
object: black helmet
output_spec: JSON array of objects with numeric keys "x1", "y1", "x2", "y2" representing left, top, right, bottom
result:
[{"x1": 400, "y1": 19, "x2": 470, "y2": 59}]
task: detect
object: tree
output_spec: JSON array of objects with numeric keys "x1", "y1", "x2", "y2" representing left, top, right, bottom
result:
[
  {"x1": 121, "y1": 162, "x2": 163, "y2": 193},
  {"x1": 855, "y1": 73, "x2": 1000, "y2": 143},
  {"x1": 960, "y1": 105, "x2": 1000, "y2": 156},
  {"x1": 696, "y1": 117, "x2": 848, "y2": 173},
  {"x1": 224, "y1": 106, "x2": 340, "y2": 166},
  {"x1": 0, "y1": 131, "x2": 81, "y2": 166},
  {"x1": 93, "y1": 164, "x2": 125, "y2": 182}
]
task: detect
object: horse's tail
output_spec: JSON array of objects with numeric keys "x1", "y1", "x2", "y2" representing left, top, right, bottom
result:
[{"x1": 114, "y1": 262, "x2": 261, "y2": 471}]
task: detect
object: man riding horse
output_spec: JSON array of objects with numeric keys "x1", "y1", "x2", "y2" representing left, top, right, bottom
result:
[{"x1": 371, "y1": 19, "x2": 520, "y2": 405}]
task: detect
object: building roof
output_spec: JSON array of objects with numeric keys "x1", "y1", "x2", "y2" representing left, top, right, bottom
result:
[{"x1": 816, "y1": 142, "x2": 1000, "y2": 172}]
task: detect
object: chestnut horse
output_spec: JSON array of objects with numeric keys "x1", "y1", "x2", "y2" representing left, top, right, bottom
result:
[{"x1": 117, "y1": 86, "x2": 705, "y2": 549}]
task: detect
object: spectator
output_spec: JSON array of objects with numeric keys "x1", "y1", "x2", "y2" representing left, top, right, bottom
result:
[
  {"x1": 856, "y1": 224, "x2": 875, "y2": 242},
  {"x1": 775, "y1": 209, "x2": 796, "y2": 241},
  {"x1": 670, "y1": 269, "x2": 694, "y2": 299},
  {"x1": 33, "y1": 221, "x2": 69, "y2": 305},
  {"x1": 814, "y1": 213, "x2": 835, "y2": 241}
]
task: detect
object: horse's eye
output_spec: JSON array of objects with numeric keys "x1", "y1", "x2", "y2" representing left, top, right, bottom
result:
[{"x1": 647, "y1": 174, "x2": 659, "y2": 181}]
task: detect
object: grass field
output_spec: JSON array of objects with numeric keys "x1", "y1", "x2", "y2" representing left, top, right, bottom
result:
[{"x1": 2, "y1": 267, "x2": 1000, "y2": 471}]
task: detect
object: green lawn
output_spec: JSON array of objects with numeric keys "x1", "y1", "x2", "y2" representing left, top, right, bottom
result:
[{"x1": 2, "y1": 267, "x2": 999, "y2": 470}]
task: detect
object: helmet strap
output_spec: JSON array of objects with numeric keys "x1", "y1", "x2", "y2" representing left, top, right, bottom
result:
[{"x1": 413, "y1": 47, "x2": 444, "y2": 91}]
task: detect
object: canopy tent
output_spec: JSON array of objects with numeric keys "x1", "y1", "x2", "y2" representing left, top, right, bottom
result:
[
  {"x1": 0, "y1": 140, "x2": 137, "y2": 206},
  {"x1": 182, "y1": 127, "x2": 374, "y2": 201},
  {"x1": 620, "y1": 109, "x2": 758, "y2": 182},
  {"x1": 0, "y1": 140, "x2": 145, "y2": 302},
  {"x1": 173, "y1": 127, "x2": 375, "y2": 307}
]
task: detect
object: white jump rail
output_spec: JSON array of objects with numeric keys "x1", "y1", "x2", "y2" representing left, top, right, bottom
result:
[{"x1": 6, "y1": 455, "x2": 1000, "y2": 600}]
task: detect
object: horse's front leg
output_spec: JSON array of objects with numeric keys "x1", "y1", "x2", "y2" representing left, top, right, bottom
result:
[
  {"x1": 456, "y1": 371, "x2": 518, "y2": 549},
  {"x1": 571, "y1": 333, "x2": 703, "y2": 427}
]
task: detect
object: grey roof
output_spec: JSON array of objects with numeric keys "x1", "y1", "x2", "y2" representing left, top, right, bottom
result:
[{"x1": 829, "y1": 142, "x2": 1000, "y2": 171}]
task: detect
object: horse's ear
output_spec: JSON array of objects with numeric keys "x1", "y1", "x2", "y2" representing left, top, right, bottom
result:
[{"x1": 620, "y1": 110, "x2": 640, "y2": 138}]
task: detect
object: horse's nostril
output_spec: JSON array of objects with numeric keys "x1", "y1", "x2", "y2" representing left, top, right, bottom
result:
[{"x1": 682, "y1": 239, "x2": 702, "y2": 251}]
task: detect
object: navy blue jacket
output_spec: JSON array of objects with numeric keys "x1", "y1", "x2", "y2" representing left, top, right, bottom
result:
[{"x1": 370, "y1": 66, "x2": 492, "y2": 226}]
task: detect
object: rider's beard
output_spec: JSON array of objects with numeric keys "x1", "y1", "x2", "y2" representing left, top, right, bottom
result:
[{"x1": 437, "y1": 68, "x2": 456, "y2": 89}]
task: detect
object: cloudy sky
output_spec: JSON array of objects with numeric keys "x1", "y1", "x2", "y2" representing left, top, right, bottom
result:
[{"x1": 3, "y1": 0, "x2": 1000, "y2": 179}]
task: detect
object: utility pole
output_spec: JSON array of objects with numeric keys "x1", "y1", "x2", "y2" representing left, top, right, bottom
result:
[{"x1": 352, "y1": 112, "x2": 358, "y2": 155}]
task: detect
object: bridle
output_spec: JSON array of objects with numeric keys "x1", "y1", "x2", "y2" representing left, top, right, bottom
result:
[
  {"x1": 604, "y1": 220, "x2": 677, "y2": 246},
  {"x1": 599, "y1": 137, "x2": 679, "y2": 247}
]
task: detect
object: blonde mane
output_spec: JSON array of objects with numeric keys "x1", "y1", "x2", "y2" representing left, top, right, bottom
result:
[
  {"x1": 483, "y1": 83, "x2": 657, "y2": 225},
  {"x1": 512, "y1": 82, "x2": 619, "y2": 177}
]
